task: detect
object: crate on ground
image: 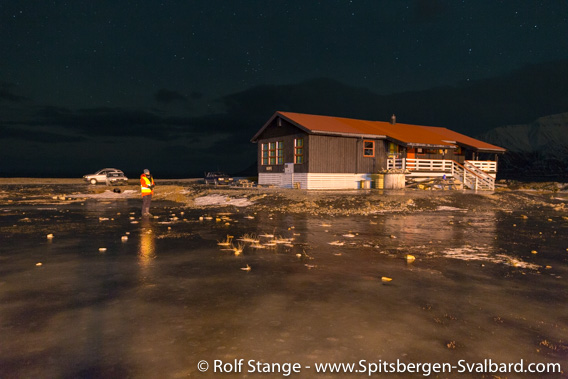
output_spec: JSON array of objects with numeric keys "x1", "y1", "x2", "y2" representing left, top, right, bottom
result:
[{"x1": 236, "y1": 179, "x2": 255, "y2": 188}]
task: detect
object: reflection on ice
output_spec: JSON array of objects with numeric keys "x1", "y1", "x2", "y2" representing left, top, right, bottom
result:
[
  {"x1": 1, "y1": 188, "x2": 567, "y2": 378},
  {"x1": 138, "y1": 221, "x2": 156, "y2": 270}
]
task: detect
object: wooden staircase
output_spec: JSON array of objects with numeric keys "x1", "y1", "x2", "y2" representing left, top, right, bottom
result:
[{"x1": 454, "y1": 161, "x2": 495, "y2": 190}]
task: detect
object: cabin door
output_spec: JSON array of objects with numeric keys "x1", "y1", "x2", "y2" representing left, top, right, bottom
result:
[
  {"x1": 407, "y1": 148, "x2": 416, "y2": 160},
  {"x1": 283, "y1": 163, "x2": 294, "y2": 188}
]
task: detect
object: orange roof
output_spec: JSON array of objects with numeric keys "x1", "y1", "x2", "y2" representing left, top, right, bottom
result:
[
  {"x1": 277, "y1": 112, "x2": 387, "y2": 137},
  {"x1": 424, "y1": 126, "x2": 506, "y2": 152},
  {"x1": 252, "y1": 111, "x2": 505, "y2": 152}
]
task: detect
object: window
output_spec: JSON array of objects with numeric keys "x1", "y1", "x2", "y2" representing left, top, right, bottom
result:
[
  {"x1": 388, "y1": 142, "x2": 399, "y2": 155},
  {"x1": 261, "y1": 141, "x2": 283, "y2": 165},
  {"x1": 276, "y1": 141, "x2": 283, "y2": 164},
  {"x1": 294, "y1": 138, "x2": 304, "y2": 164},
  {"x1": 261, "y1": 143, "x2": 268, "y2": 165},
  {"x1": 364, "y1": 140, "x2": 375, "y2": 157}
]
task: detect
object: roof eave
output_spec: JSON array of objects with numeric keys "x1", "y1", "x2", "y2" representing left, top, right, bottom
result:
[
  {"x1": 407, "y1": 142, "x2": 457, "y2": 149},
  {"x1": 456, "y1": 142, "x2": 507, "y2": 153},
  {"x1": 477, "y1": 148, "x2": 507, "y2": 153},
  {"x1": 311, "y1": 130, "x2": 387, "y2": 139}
]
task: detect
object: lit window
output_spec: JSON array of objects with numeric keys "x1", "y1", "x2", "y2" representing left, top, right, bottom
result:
[
  {"x1": 276, "y1": 141, "x2": 283, "y2": 164},
  {"x1": 294, "y1": 138, "x2": 304, "y2": 164},
  {"x1": 388, "y1": 142, "x2": 399, "y2": 155},
  {"x1": 261, "y1": 143, "x2": 269, "y2": 165},
  {"x1": 261, "y1": 141, "x2": 283, "y2": 165},
  {"x1": 364, "y1": 140, "x2": 375, "y2": 157}
]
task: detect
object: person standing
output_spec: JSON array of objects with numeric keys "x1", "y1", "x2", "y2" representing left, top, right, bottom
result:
[{"x1": 140, "y1": 169, "x2": 155, "y2": 217}]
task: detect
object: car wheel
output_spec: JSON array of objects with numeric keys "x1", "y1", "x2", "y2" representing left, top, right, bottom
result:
[{"x1": 90, "y1": 178, "x2": 97, "y2": 185}]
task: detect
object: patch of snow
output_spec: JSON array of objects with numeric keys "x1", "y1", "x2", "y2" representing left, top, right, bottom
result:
[
  {"x1": 439, "y1": 246, "x2": 540, "y2": 270},
  {"x1": 194, "y1": 194, "x2": 252, "y2": 207},
  {"x1": 436, "y1": 206, "x2": 467, "y2": 211},
  {"x1": 71, "y1": 190, "x2": 138, "y2": 199}
]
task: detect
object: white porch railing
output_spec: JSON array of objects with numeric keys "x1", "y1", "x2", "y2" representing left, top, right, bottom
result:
[
  {"x1": 386, "y1": 158, "x2": 496, "y2": 191},
  {"x1": 465, "y1": 160, "x2": 497, "y2": 173},
  {"x1": 387, "y1": 158, "x2": 453, "y2": 171}
]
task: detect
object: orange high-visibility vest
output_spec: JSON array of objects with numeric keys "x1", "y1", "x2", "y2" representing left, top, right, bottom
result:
[{"x1": 140, "y1": 174, "x2": 154, "y2": 196}]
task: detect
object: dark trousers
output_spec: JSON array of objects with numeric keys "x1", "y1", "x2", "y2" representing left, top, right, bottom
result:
[{"x1": 142, "y1": 195, "x2": 152, "y2": 216}]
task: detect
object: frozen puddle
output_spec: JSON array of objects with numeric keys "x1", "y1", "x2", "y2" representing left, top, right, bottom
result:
[
  {"x1": 194, "y1": 194, "x2": 253, "y2": 207},
  {"x1": 435, "y1": 246, "x2": 541, "y2": 270}
]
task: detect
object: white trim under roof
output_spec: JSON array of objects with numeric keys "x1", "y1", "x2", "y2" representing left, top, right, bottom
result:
[{"x1": 310, "y1": 130, "x2": 387, "y2": 139}]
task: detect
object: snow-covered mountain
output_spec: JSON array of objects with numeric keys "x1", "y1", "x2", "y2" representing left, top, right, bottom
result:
[{"x1": 477, "y1": 113, "x2": 568, "y2": 179}]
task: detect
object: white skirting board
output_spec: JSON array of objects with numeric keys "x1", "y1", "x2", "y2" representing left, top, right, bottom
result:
[{"x1": 259, "y1": 173, "x2": 372, "y2": 189}]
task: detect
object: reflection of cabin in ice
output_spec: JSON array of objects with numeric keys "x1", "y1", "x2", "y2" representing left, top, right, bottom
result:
[{"x1": 251, "y1": 111, "x2": 506, "y2": 190}]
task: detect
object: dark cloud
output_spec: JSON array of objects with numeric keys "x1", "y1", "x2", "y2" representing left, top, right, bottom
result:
[
  {"x1": 154, "y1": 89, "x2": 188, "y2": 104},
  {"x1": 189, "y1": 91, "x2": 204, "y2": 100},
  {"x1": 34, "y1": 106, "x2": 74, "y2": 119},
  {"x1": 13, "y1": 106, "x2": 196, "y2": 141},
  {"x1": 1, "y1": 125, "x2": 85, "y2": 143},
  {"x1": 4, "y1": 102, "x2": 245, "y2": 146},
  {"x1": 0, "y1": 82, "x2": 29, "y2": 103}
]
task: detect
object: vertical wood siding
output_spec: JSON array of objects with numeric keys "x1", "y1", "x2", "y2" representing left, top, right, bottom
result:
[
  {"x1": 255, "y1": 116, "x2": 389, "y2": 175},
  {"x1": 308, "y1": 135, "x2": 387, "y2": 173}
]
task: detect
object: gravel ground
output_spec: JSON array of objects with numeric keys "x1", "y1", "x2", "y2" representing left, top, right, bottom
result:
[{"x1": 1, "y1": 178, "x2": 567, "y2": 217}]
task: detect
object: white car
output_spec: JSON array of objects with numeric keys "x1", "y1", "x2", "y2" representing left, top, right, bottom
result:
[{"x1": 83, "y1": 168, "x2": 128, "y2": 185}]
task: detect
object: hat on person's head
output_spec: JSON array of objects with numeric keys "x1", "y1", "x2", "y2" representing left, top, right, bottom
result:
[{"x1": 144, "y1": 169, "x2": 150, "y2": 175}]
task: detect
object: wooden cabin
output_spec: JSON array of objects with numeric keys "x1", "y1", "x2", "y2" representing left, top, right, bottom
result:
[{"x1": 250, "y1": 111, "x2": 506, "y2": 190}]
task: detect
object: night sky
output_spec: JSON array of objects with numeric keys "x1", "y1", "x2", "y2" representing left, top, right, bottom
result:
[{"x1": 1, "y1": 1, "x2": 567, "y2": 177}]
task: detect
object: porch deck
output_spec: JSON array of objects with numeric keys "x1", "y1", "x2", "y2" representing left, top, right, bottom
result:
[{"x1": 387, "y1": 158, "x2": 497, "y2": 191}]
